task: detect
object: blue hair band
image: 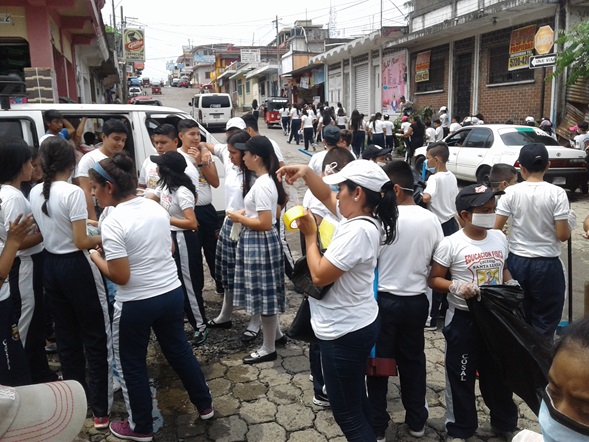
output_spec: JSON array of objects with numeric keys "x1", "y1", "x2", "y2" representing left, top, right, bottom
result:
[{"x1": 92, "y1": 163, "x2": 115, "y2": 184}]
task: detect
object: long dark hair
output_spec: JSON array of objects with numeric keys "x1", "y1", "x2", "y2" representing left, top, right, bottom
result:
[
  {"x1": 372, "y1": 112, "x2": 382, "y2": 130},
  {"x1": 0, "y1": 137, "x2": 32, "y2": 184},
  {"x1": 227, "y1": 130, "x2": 253, "y2": 198},
  {"x1": 260, "y1": 150, "x2": 287, "y2": 206},
  {"x1": 342, "y1": 179, "x2": 397, "y2": 245},
  {"x1": 156, "y1": 162, "x2": 196, "y2": 197},
  {"x1": 88, "y1": 152, "x2": 137, "y2": 200},
  {"x1": 350, "y1": 110, "x2": 363, "y2": 132},
  {"x1": 39, "y1": 137, "x2": 76, "y2": 216}
]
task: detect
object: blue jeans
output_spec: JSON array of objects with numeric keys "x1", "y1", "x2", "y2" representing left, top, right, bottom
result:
[{"x1": 320, "y1": 319, "x2": 379, "y2": 441}]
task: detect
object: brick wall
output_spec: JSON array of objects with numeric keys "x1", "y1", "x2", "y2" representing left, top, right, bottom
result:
[
  {"x1": 24, "y1": 67, "x2": 56, "y2": 103},
  {"x1": 478, "y1": 18, "x2": 554, "y2": 124},
  {"x1": 411, "y1": 44, "x2": 449, "y2": 115}
]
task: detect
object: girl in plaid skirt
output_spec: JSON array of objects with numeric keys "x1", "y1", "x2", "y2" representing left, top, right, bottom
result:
[{"x1": 227, "y1": 136, "x2": 288, "y2": 364}]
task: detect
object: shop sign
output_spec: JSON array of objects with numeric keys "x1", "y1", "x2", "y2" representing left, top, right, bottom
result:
[
  {"x1": 415, "y1": 50, "x2": 430, "y2": 83},
  {"x1": 123, "y1": 28, "x2": 145, "y2": 62},
  {"x1": 508, "y1": 25, "x2": 535, "y2": 71},
  {"x1": 241, "y1": 49, "x2": 260, "y2": 64},
  {"x1": 0, "y1": 14, "x2": 12, "y2": 25},
  {"x1": 534, "y1": 26, "x2": 554, "y2": 55}
]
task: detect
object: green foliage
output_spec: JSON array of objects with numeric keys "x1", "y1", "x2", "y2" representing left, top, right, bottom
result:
[{"x1": 549, "y1": 20, "x2": 589, "y2": 85}]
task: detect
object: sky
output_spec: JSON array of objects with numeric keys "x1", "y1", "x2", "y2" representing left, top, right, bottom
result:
[{"x1": 101, "y1": 0, "x2": 409, "y2": 80}]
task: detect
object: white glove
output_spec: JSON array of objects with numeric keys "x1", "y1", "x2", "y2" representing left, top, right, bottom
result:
[
  {"x1": 568, "y1": 209, "x2": 577, "y2": 231},
  {"x1": 449, "y1": 279, "x2": 480, "y2": 299},
  {"x1": 227, "y1": 207, "x2": 242, "y2": 241},
  {"x1": 504, "y1": 279, "x2": 521, "y2": 287}
]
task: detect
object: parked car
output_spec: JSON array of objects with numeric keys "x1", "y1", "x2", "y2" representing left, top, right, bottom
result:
[
  {"x1": 128, "y1": 77, "x2": 141, "y2": 87},
  {"x1": 128, "y1": 95, "x2": 161, "y2": 106},
  {"x1": 188, "y1": 93, "x2": 234, "y2": 129},
  {"x1": 171, "y1": 78, "x2": 180, "y2": 87},
  {"x1": 128, "y1": 86, "x2": 142, "y2": 98},
  {"x1": 413, "y1": 124, "x2": 589, "y2": 192},
  {"x1": 178, "y1": 77, "x2": 190, "y2": 88}
]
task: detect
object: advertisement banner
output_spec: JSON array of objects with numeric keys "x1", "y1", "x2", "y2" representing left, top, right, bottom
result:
[
  {"x1": 240, "y1": 49, "x2": 261, "y2": 64},
  {"x1": 382, "y1": 50, "x2": 407, "y2": 113},
  {"x1": 508, "y1": 25, "x2": 535, "y2": 71},
  {"x1": 194, "y1": 55, "x2": 215, "y2": 64},
  {"x1": 415, "y1": 50, "x2": 431, "y2": 83},
  {"x1": 123, "y1": 28, "x2": 145, "y2": 62},
  {"x1": 313, "y1": 66, "x2": 325, "y2": 85}
]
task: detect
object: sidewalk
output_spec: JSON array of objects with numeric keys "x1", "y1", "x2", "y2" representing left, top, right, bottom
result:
[{"x1": 72, "y1": 280, "x2": 541, "y2": 442}]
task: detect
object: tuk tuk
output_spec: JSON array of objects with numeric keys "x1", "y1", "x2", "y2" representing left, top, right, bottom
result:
[
  {"x1": 142, "y1": 77, "x2": 150, "y2": 88},
  {"x1": 264, "y1": 97, "x2": 288, "y2": 128},
  {"x1": 151, "y1": 83, "x2": 162, "y2": 95}
]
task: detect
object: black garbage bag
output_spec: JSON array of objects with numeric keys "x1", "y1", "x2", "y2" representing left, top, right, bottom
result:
[{"x1": 466, "y1": 284, "x2": 553, "y2": 415}]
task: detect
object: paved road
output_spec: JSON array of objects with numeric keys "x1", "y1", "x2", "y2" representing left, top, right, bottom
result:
[{"x1": 73, "y1": 86, "x2": 589, "y2": 441}]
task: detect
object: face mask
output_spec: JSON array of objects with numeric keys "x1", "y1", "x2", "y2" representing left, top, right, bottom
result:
[
  {"x1": 539, "y1": 392, "x2": 589, "y2": 442},
  {"x1": 471, "y1": 213, "x2": 496, "y2": 229},
  {"x1": 426, "y1": 158, "x2": 436, "y2": 173},
  {"x1": 330, "y1": 185, "x2": 340, "y2": 192},
  {"x1": 376, "y1": 161, "x2": 387, "y2": 166}
]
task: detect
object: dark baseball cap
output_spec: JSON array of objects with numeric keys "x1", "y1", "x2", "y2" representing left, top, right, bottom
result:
[
  {"x1": 323, "y1": 125, "x2": 341, "y2": 145},
  {"x1": 517, "y1": 143, "x2": 548, "y2": 170},
  {"x1": 234, "y1": 135, "x2": 274, "y2": 158},
  {"x1": 150, "y1": 150, "x2": 187, "y2": 173},
  {"x1": 455, "y1": 184, "x2": 504, "y2": 214},
  {"x1": 362, "y1": 144, "x2": 392, "y2": 160}
]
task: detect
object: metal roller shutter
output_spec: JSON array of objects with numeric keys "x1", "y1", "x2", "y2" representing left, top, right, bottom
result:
[
  {"x1": 354, "y1": 63, "x2": 369, "y2": 115},
  {"x1": 328, "y1": 71, "x2": 341, "y2": 105}
]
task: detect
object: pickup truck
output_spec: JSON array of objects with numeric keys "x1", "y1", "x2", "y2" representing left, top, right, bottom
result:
[{"x1": 0, "y1": 103, "x2": 226, "y2": 215}]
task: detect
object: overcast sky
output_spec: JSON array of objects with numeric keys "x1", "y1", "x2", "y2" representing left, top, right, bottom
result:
[{"x1": 102, "y1": 0, "x2": 409, "y2": 80}]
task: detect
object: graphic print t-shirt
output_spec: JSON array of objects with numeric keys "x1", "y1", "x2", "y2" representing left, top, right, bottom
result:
[{"x1": 433, "y1": 229, "x2": 508, "y2": 311}]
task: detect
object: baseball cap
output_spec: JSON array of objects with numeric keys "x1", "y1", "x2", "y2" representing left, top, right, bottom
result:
[
  {"x1": 455, "y1": 184, "x2": 504, "y2": 214},
  {"x1": 225, "y1": 117, "x2": 246, "y2": 131},
  {"x1": 401, "y1": 116, "x2": 408, "y2": 122},
  {"x1": 234, "y1": 135, "x2": 274, "y2": 158},
  {"x1": 323, "y1": 159, "x2": 390, "y2": 192},
  {"x1": 323, "y1": 125, "x2": 342, "y2": 145},
  {"x1": 0, "y1": 380, "x2": 87, "y2": 441},
  {"x1": 362, "y1": 144, "x2": 392, "y2": 160},
  {"x1": 525, "y1": 116, "x2": 535, "y2": 123},
  {"x1": 439, "y1": 106, "x2": 447, "y2": 112},
  {"x1": 518, "y1": 143, "x2": 549, "y2": 170},
  {"x1": 540, "y1": 119, "x2": 552, "y2": 128},
  {"x1": 150, "y1": 150, "x2": 188, "y2": 173}
]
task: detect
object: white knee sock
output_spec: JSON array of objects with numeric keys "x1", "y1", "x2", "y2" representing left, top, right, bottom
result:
[
  {"x1": 247, "y1": 313, "x2": 261, "y2": 332},
  {"x1": 214, "y1": 290, "x2": 234, "y2": 323},
  {"x1": 275, "y1": 313, "x2": 283, "y2": 340},
  {"x1": 259, "y1": 315, "x2": 277, "y2": 355}
]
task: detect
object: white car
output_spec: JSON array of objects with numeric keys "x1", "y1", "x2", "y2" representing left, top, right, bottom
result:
[
  {"x1": 128, "y1": 86, "x2": 142, "y2": 98},
  {"x1": 413, "y1": 124, "x2": 588, "y2": 191}
]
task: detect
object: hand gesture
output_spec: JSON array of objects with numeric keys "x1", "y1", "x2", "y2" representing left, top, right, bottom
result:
[
  {"x1": 6, "y1": 214, "x2": 34, "y2": 247},
  {"x1": 276, "y1": 165, "x2": 309, "y2": 185},
  {"x1": 296, "y1": 210, "x2": 318, "y2": 237}
]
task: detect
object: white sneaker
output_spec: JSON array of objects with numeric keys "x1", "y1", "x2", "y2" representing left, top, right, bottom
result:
[
  {"x1": 409, "y1": 426, "x2": 425, "y2": 437},
  {"x1": 312, "y1": 395, "x2": 330, "y2": 407},
  {"x1": 309, "y1": 374, "x2": 313, "y2": 382},
  {"x1": 376, "y1": 435, "x2": 386, "y2": 442}
]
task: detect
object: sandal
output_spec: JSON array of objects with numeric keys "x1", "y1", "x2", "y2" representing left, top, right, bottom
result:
[{"x1": 240, "y1": 329, "x2": 260, "y2": 343}]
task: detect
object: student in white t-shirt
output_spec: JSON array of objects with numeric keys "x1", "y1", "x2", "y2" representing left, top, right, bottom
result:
[
  {"x1": 382, "y1": 114, "x2": 395, "y2": 151},
  {"x1": 433, "y1": 119, "x2": 444, "y2": 141},
  {"x1": 366, "y1": 161, "x2": 443, "y2": 440},
  {"x1": 277, "y1": 159, "x2": 398, "y2": 441},
  {"x1": 301, "y1": 109, "x2": 317, "y2": 151},
  {"x1": 280, "y1": 105, "x2": 291, "y2": 135},
  {"x1": 0, "y1": 138, "x2": 56, "y2": 385},
  {"x1": 425, "y1": 120, "x2": 436, "y2": 144},
  {"x1": 429, "y1": 184, "x2": 519, "y2": 441},
  {"x1": 29, "y1": 136, "x2": 111, "y2": 429},
  {"x1": 494, "y1": 143, "x2": 572, "y2": 338},
  {"x1": 74, "y1": 119, "x2": 128, "y2": 220},
  {"x1": 449, "y1": 115, "x2": 462, "y2": 134},
  {"x1": 227, "y1": 136, "x2": 287, "y2": 365},
  {"x1": 288, "y1": 104, "x2": 301, "y2": 145},
  {"x1": 335, "y1": 108, "x2": 348, "y2": 129},
  {"x1": 422, "y1": 142, "x2": 460, "y2": 330},
  {"x1": 369, "y1": 112, "x2": 385, "y2": 148},
  {"x1": 88, "y1": 153, "x2": 213, "y2": 441},
  {"x1": 149, "y1": 150, "x2": 209, "y2": 347}
]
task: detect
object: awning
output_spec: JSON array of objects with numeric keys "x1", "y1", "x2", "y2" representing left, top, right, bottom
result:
[
  {"x1": 229, "y1": 68, "x2": 253, "y2": 80},
  {"x1": 281, "y1": 62, "x2": 322, "y2": 78},
  {"x1": 246, "y1": 65, "x2": 278, "y2": 79},
  {"x1": 216, "y1": 69, "x2": 236, "y2": 81}
]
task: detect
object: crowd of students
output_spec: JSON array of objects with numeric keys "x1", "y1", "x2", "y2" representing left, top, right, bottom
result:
[{"x1": 0, "y1": 107, "x2": 588, "y2": 442}]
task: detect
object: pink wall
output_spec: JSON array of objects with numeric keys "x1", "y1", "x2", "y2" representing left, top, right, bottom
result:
[{"x1": 25, "y1": 5, "x2": 54, "y2": 69}]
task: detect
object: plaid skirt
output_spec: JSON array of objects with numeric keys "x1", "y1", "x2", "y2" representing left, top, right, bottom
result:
[
  {"x1": 233, "y1": 227, "x2": 285, "y2": 316},
  {"x1": 215, "y1": 217, "x2": 237, "y2": 292}
]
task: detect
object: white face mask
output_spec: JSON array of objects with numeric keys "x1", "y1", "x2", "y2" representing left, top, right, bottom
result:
[
  {"x1": 539, "y1": 392, "x2": 589, "y2": 442},
  {"x1": 471, "y1": 213, "x2": 496, "y2": 229}
]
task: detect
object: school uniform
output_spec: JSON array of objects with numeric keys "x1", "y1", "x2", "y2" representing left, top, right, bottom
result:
[
  {"x1": 30, "y1": 182, "x2": 112, "y2": 418},
  {"x1": 383, "y1": 120, "x2": 394, "y2": 150},
  {"x1": 74, "y1": 148, "x2": 108, "y2": 179},
  {"x1": 289, "y1": 108, "x2": 301, "y2": 145},
  {"x1": 336, "y1": 115, "x2": 347, "y2": 129},
  {"x1": 0, "y1": 185, "x2": 55, "y2": 383},
  {"x1": 433, "y1": 229, "x2": 518, "y2": 439},
  {"x1": 352, "y1": 120, "x2": 367, "y2": 157},
  {"x1": 157, "y1": 185, "x2": 206, "y2": 332},
  {"x1": 102, "y1": 197, "x2": 211, "y2": 434},
  {"x1": 280, "y1": 108, "x2": 291, "y2": 135},
  {"x1": 233, "y1": 174, "x2": 285, "y2": 315},
  {"x1": 302, "y1": 113, "x2": 316, "y2": 150},
  {"x1": 367, "y1": 205, "x2": 443, "y2": 436},
  {"x1": 371, "y1": 120, "x2": 385, "y2": 147},
  {"x1": 496, "y1": 181, "x2": 569, "y2": 337}
]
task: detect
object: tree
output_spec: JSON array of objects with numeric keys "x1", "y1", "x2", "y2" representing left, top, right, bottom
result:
[{"x1": 550, "y1": 20, "x2": 589, "y2": 85}]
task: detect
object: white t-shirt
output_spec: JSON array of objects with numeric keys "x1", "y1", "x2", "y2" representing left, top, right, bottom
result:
[
  {"x1": 383, "y1": 120, "x2": 394, "y2": 136},
  {"x1": 310, "y1": 216, "x2": 380, "y2": 340},
  {"x1": 156, "y1": 185, "x2": 195, "y2": 232},
  {"x1": 573, "y1": 133, "x2": 589, "y2": 150},
  {"x1": 0, "y1": 185, "x2": 43, "y2": 257},
  {"x1": 302, "y1": 189, "x2": 330, "y2": 221},
  {"x1": 378, "y1": 205, "x2": 443, "y2": 296},
  {"x1": 424, "y1": 171, "x2": 459, "y2": 224},
  {"x1": 440, "y1": 113, "x2": 449, "y2": 128},
  {"x1": 449, "y1": 122, "x2": 462, "y2": 134},
  {"x1": 268, "y1": 138, "x2": 284, "y2": 163},
  {"x1": 433, "y1": 229, "x2": 508, "y2": 311},
  {"x1": 336, "y1": 116, "x2": 347, "y2": 126},
  {"x1": 435, "y1": 126, "x2": 444, "y2": 141},
  {"x1": 290, "y1": 108, "x2": 300, "y2": 120},
  {"x1": 74, "y1": 149, "x2": 108, "y2": 178},
  {"x1": 495, "y1": 181, "x2": 569, "y2": 258},
  {"x1": 308, "y1": 150, "x2": 328, "y2": 175},
  {"x1": 425, "y1": 127, "x2": 436, "y2": 143},
  {"x1": 177, "y1": 149, "x2": 212, "y2": 206},
  {"x1": 138, "y1": 157, "x2": 160, "y2": 190},
  {"x1": 302, "y1": 114, "x2": 315, "y2": 128},
  {"x1": 401, "y1": 121, "x2": 411, "y2": 133},
  {"x1": 244, "y1": 174, "x2": 278, "y2": 219},
  {"x1": 102, "y1": 197, "x2": 181, "y2": 302},
  {"x1": 214, "y1": 143, "x2": 247, "y2": 211},
  {"x1": 280, "y1": 107, "x2": 290, "y2": 118},
  {"x1": 30, "y1": 182, "x2": 87, "y2": 254},
  {"x1": 371, "y1": 120, "x2": 384, "y2": 135}
]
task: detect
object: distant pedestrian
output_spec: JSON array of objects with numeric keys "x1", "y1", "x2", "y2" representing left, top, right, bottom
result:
[
  {"x1": 449, "y1": 115, "x2": 462, "y2": 134},
  {"x1": 370, "y1": 112, "x2": 385, "y2": 148},
  {"x1": 251, "y1": 99, "x2": 259, "y2": 120},
  {"x1": 280, "y1": 104, "x2": 291, "y2": 136},
  {"x1": 350, "y1": 110, "x2": 366, "y2": 157},
  {"x1": 383, "y1": 114, "x2": 395, "y2": 151},
  {"x1": 439, "y1": 106, "x2": 449, "y2": 137},
  {"x1": 399, "y1": 115, "x2": 425, "y2": 163},
  {"x1": 288, "y1": 105, "x2": 301, "y2": 145},
  {"x1": 336, "y1": 108, "x2": 347, "y2": 129}
]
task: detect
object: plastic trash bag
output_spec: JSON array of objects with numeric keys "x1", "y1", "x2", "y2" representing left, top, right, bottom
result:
[{"x1": 467, "y1": 284, "x2": 553, "y2": 415}]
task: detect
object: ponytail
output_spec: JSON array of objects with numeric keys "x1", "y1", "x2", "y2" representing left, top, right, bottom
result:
[{"x1": 39, "y1": 137, "x2": 76, "y2": 217}]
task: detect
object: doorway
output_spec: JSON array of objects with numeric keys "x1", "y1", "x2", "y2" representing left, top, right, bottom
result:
[{"x1": 454, "y1": 53, "x2": 472, "y2": 120}]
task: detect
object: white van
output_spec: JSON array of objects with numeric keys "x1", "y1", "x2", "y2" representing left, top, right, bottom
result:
[
  {"x1": 189, "y1": 93, "x2": 234, "y2": 129},
  {"x1": 0, "y1": 103, "x2": 226, "y2": 216}
]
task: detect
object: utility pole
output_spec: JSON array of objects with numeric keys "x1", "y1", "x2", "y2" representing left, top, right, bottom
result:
[
  {"x1": 273, "y1": 16, "x2": 280, "y2": 78},
  {"x1": 121, "y1": 6, "x2": 127, "y2": 104}
]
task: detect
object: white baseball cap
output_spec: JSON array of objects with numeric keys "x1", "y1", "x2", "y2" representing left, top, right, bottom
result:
[
  {"x1": 323, "y1": 159, "x2": 390, "y2": 193},
  {"x1": 439, "y1": 106, "x2": 447, "y2": 112},
  {"x1": 0, "y1": 380, "x2": 87, "y2": 442},
  {"x1": 225, "y1": 117, "x2": 246, "y2": 131},
  {"x1": 525, "y1": 116, "x2": 535, "y2": 123}
]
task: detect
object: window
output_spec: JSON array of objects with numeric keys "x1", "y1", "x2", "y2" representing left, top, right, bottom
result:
[
  {"x1": 237, "y1": 81, "x2": 243, "y2": 96},
  {"x1": 260, "y1": 81, "x2": 266, "y2": 96},
  {"x1": 488, "y1": 45, "x2": 534, "y2": 84},
  {"x1": 201, "y1": 95, "x2": 231, "y2": 108},
  {"x1": 464, "y1": 128, "x2": 493, "y2": 148},
  {"x1": 446, "y1": 128, "x2": 471, "y2": 147},
  {"x1": 498, "y1": 127, "x2": 560, "y2": 146},
  {"x1": 416, "y1": 56, "x2": 444, "y2": 93},
  {"x1": 246, "y1": 80, "x2": 251, "y2": 94}
]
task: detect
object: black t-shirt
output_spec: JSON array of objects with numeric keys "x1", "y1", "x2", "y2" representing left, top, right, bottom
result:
[{"x1": 410, "y1": 122, "x2": 425, "y2": 147}]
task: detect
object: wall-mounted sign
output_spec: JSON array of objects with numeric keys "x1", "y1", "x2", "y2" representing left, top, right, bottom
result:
[
  {"x1": 0, "y1": 13, "x2": 13, "y2": 25},
  {"x1": 415, "y1": 50, "x2": 431, "y2": 83},
  {"x1": 509, "y1": 25, "x2": 535, "y2": 71},
  {"x1": 123, "y1": 28, "x2": 145, "y2": 62},
  {"x1": 194, "y1": 55, "x2": 215, "y2": 64},
  {"x1": 241, "y1": 49, "x2": 261, "y2": 64},
  {"x1": 534, "y1": 25, "x2": 554, "y2": 55}
]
